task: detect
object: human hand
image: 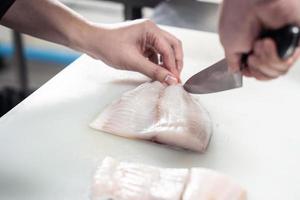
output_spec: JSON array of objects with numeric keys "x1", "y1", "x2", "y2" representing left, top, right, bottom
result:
[
  {"x1": 219, "y1": 0, "x2": 300, "y2": 80},
  {"x1": 79, "y1": 19, "x2": 183, "y2": 85}
]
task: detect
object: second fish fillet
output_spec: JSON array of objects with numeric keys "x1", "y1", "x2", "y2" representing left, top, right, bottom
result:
[
  {"x1": 91, "y1": 157, "x2": 247, "y2": 200},
  {"x1": 91, "y1": 157, "x2": 188, "y2": 200}
]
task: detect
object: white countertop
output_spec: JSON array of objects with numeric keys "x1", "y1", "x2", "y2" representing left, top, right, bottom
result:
[{"x1": 0, "y1": 26, "x2": 300, "y2": 200}]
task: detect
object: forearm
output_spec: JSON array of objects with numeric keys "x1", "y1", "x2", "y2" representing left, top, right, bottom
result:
[
  {"x1": 0, "y1": 0, "x2": 95, "y2": 50},
  {"x1": 0, "y1": 1, "x2": 183, "y2": 83}
]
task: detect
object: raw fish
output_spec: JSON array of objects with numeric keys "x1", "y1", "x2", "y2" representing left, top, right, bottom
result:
[
  {"x1": 91, "y1": 157, "x2": 188, "y2": 200},
  {"x1": 90, "y1": 81, "x2": 212, "y2": 152},
  {"x1": 91, "y1": 157, "x2": 247, "y2": 200},
  {"x1": 183, "y1": 168, "x2": 247, "y2": 200}
]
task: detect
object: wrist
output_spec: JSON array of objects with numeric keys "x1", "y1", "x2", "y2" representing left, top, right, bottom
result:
[
  {"x1": 66, "y1": 19, "x2": 92, "y2": 51},
  {"x1": 68, "y1": 21, "x2": 110, "y2": 59}
]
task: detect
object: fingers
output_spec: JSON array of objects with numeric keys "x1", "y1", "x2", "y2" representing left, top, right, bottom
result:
[
  {"x1": 246, "y1": 38, "x2": 300, "y2": 80},
  {"x1": 144, "y1": 48, "x2": 160, "y2": 64},
  {"x1": 219, "y1": 0, "x2": 256, "y2": 73},
  {"x1": 152, "y1": 36, "x2": 179, "y2": 78},
  {"x1": 255, "y1": 0, "x2": 300, "y2": 29},
  {"x1": 134, "y1": 53, "x2": 178, "y2": 85},
  {"x1": 161, "y1": 30, "x2": 184, "y2": 73},
  {"x1": 144, "y1": 23, "x2": 183, "y2": 79},
  {"x1": 219, "y1": 0, "x2": 300, "y2": 81},
  {"x1": 225, "y1": 53, "x2": 241, "y2": 72}
]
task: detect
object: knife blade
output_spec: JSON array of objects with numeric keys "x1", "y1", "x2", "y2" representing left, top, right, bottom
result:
[
  {"x1": 183, "y1": 59, "x2": 242, "y2": 94},
  {"x1": 184, "y1": 24, "x2": 300, "y2": 94}
]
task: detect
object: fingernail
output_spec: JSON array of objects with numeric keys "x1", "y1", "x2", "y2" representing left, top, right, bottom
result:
[{"x1": 164, "y1": 74, "x2": 178, "y2": 85}]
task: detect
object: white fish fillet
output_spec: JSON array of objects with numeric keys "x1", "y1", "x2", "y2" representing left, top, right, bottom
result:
[
  {"x1": 183, "y1": 168, "x2": 247, "y2": 200},
  {"x1": 91, "y1": 157, "x2": 247, "y2": 200},
  {"x1": 91, "y1": 157, "x2": 189, "y2": 200},
  {"x1": 90, "y1": 81, "x2": 212, "y2": 152}
]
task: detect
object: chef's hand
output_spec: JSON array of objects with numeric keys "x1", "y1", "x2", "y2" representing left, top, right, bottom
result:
[
  {"x1": 2, "y1": 1, "x2": 182, "y2": 84},
  {"x1": 80, "y1": 19, "x2": 183, "y2": 85},
  {"x1": 219, "y1": 0, "x2": 300, "y2": 80}
]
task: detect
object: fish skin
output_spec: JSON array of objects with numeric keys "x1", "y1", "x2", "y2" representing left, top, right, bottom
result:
[{"x1": 90, "y1": 81, "x2": 212, "y2": 152}]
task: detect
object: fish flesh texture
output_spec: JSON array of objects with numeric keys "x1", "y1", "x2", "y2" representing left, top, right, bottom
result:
[
  {"x1": 90, "y1": 81, "x2": 212, "y2": 152},
  {"x1": 91, "y1": 157, "x2": 189, "y2": 200},
  {"x1": 183, "y1": 168, "x2": 247, "y2": 200},
  {"x1": 91, "y1": 157, "x2": 247, "y2": 200}
]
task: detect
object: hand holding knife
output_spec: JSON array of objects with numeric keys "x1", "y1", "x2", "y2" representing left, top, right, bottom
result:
[{"x1": 184, "y1": 25, "x2": 300, "y2": 94}]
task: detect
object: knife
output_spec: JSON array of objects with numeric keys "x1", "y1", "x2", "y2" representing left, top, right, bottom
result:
[{"x1": 184, "y1": 25, "x2": 300, "y2": 94}]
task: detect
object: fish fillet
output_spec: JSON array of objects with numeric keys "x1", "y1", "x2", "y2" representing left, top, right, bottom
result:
[
  {"x1": 91, "y1": 157, "x2": 247, "y2": 200},
  {"x1": 91, "y1": 157, "x2": 189, "y2": 200},
  {"x1": 183, "y1": 168, "x2": 247, "y2": 200},
  {"x1": 90, "y1": 81, "x2": 212, "y2": 152}
]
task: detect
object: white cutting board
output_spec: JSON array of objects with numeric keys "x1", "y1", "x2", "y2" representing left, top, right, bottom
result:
[{"x1": 0, "y1": 26, "x2": 300, "y2": 200}]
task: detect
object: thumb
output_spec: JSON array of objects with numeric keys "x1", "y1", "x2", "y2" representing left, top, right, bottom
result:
[
  {"x1": 134, "y1": 54, "x2": 178, "y2": 85},
  {"x1": 225, "y1": 53, "x2": 241, "y2": 73}
]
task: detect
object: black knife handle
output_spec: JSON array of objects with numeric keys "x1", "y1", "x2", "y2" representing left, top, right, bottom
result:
[{"x1": 242, "y1": 25, "x2": 300, "y2": 67}]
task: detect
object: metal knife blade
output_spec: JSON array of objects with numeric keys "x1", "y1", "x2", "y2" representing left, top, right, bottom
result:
[{"x1": 183, "y1": 59, "x2": 243, "y2": 94}]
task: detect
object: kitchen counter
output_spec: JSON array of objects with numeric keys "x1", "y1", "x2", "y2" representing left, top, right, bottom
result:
[{"x1": 0, "y1": 26, "x2": 299, "y2": 200}]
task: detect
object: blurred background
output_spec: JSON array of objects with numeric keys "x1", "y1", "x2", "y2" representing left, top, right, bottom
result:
[{"x1": 0, "y1": 0, "x2": 220, "y2": 116}]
